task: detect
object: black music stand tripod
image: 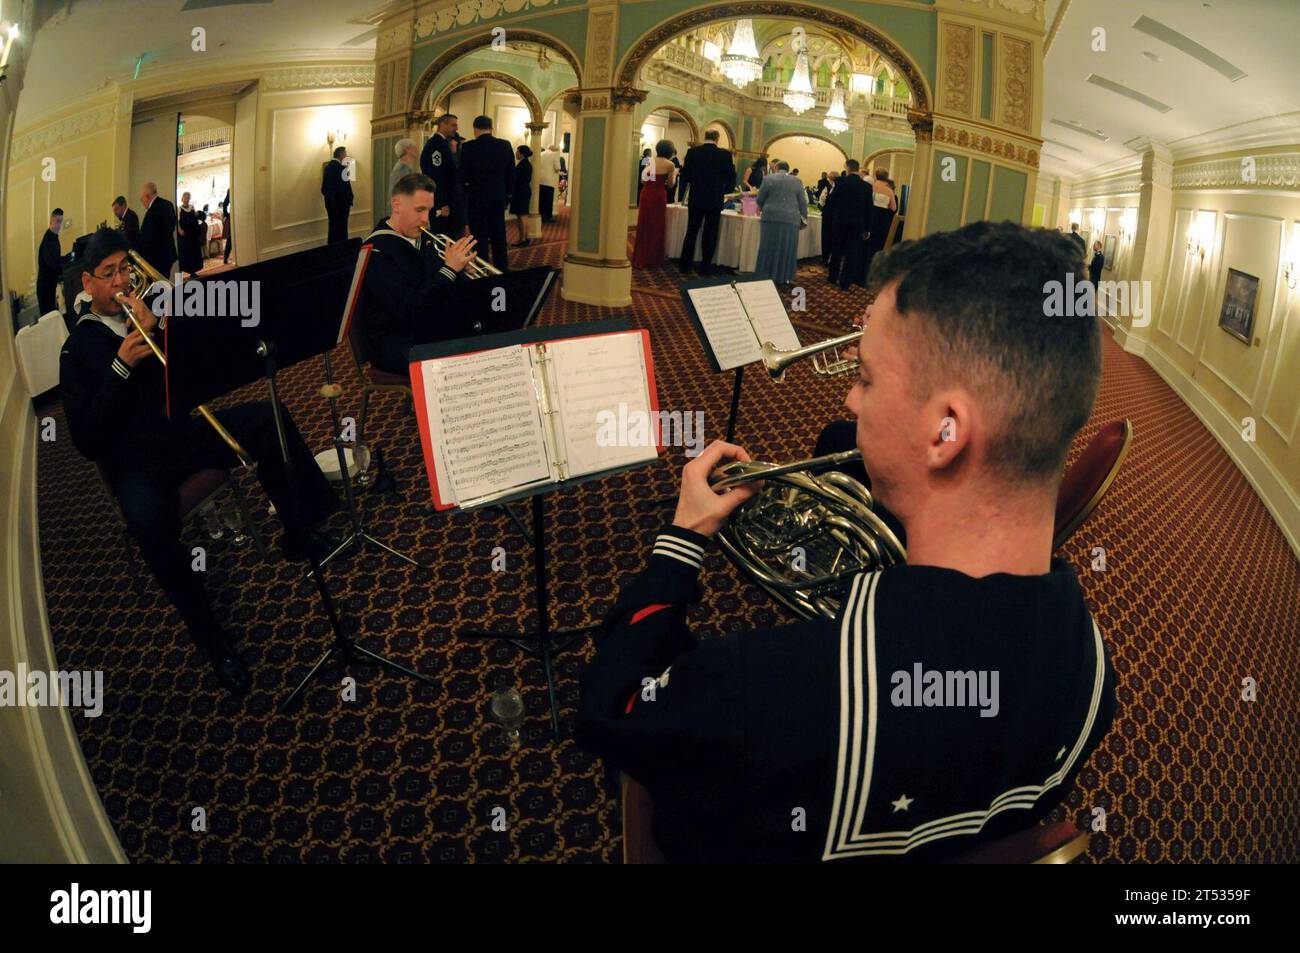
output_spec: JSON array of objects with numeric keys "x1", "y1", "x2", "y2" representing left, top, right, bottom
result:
[
  {"x1": 305, "y1": 350, "x2": 426, "y2": 581},
  {"x1": 461, "y1": 489, "x2": 596, "y2": 742},
  {"x1": 255, "y1": 339, "x2": 436, "y2": 711}
]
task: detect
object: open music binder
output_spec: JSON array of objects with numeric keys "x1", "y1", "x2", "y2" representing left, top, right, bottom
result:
[
  {"x1": 680, "y1": 276, "x2": 803, "y2": 372},
  {"x1": 410, "y1": 321, "x2": 660, "y2": 510}
]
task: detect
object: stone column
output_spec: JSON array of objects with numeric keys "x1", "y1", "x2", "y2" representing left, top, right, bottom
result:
[
  {"x1": 525, "y1": 121, "x2": 547, "y2": 239},
  {"x1": 904, "y1": 111, "x2": 934, "y2": 241},
  {"x1": 1117, "y1": 141, "x2": 1173, "y2": 350}
]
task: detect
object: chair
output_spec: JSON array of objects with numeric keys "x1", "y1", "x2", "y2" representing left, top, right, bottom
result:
[
  {"x1": 97, "y1": 464, "x2": 268, "y2": 587},
  {"x1": 620, "y1": 774, "x2": 667, "y2": 865},
  {"x1": 1052, "y1": 419, "x2": 1133, "y2": 551},
  {"x1": 620, "y1": 774, "x2": 1087, "y2": 864},
  {"x1": 943, "y1": 816, "x2": 1089, "y2": 864},
  {"x1": 14, "y1": 311, "x2": 69, "y2": 397},
  {"x1": 345, "y1": 318, "x2": 411, "y2": 448}
]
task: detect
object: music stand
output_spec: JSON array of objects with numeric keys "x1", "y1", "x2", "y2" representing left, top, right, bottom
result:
[
  {"x1": 409, "y1": 319, "x2": 659, "y2": 741},
  {"x1": 179, "y1": 241, "x2": 424, "y2": 579},
  {"x1": 166, "y1": 240, "x2": 437, "y2": 709}
]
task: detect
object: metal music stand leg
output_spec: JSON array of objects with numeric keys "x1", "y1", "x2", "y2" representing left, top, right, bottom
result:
[
  {"x1": 253, "y1": 341, "x2": 437, "y2": 713},
  {"x1": 304, "y1": 351, "x2": 427, "y2": 581},
  {"x1": 460, "y1": 492, "x2": 596, "y2": 742}
]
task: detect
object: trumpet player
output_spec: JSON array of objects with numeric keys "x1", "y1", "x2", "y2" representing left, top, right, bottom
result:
[
  {"x1": 357, "y1": 173, "x2": 477, "y2": 375},
  {"x1": 58, "y1": 227, "x2": 341, "y2": 695},
  {"x1": 578, "y1": 221, "x2": 1116, "y2": 863}
]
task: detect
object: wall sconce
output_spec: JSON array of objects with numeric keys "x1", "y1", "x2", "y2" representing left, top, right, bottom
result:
[
  {"x1": 1120, "y1": 209, "x2": 1137, "y2": 242},
  {"x1": 326, "y1": 128, "x2": 348, "y2": 150},
  {"x1": 0, "y1": 22, "x2": 21, "y2": 79},
  {"x1": 1089, "y1": 210, "x2": 1105, "y2": 235},
  {"x1": 1187, "y1": 214, "x2": 1213, "y2": 260},
  {"x1": 1068, "y1": 209, "x2": 1082, "y2": 227},
  {"x1": 1285, "y1": 257, "x2": 1297, "y2": 290}
]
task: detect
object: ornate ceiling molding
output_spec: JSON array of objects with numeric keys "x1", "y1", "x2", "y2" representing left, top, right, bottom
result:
[
  {"x1": 409, "y1": 29, "x2": 583, "y2": 114},
  {"x1": 1069, "y1": 174, "x2": 1142, "y2": 199},
  {"x1": 932, "y1": 120, "x2": 1040, "y2": 170},
  {"x1": 413, "y1": 0, "x2": 587, "y2": 42},
  {"x1": 13, "y1": 103, "x2": 118, "y2": 162},
  {"x1": 958, "y1": 0, "x2": 1046, "y2": 23},
  {"x1": 1173, "y1": 154, "x2": 1300, "y2": 190},
  {"x1": 263, "y1": 64, "x2": 375, "y2": 90},
  {"x1": 616, "y1": 2, "x2": 932, "y2": 114}
]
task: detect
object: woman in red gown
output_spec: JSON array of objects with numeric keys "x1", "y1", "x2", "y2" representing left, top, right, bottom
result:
[{"x1": 632, "y1": 139, "x2": 678, "y2": 269}]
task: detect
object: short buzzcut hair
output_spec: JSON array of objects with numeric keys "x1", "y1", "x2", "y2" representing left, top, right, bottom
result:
[
  {"x1": 436, "y1": 113, "x2": 457, "y2": 127},
  {"x1": 112, "y1": 196, "x2": 127, "y2": 207},
  {"x1": 473, "y1": 115, "x2": 492, "y2": 131},
  {"x1": 845, "y1": 159, "x2": 860, "y2": 172},
  {"x1": 51, "y1": 207, "x2": 64, "y2": 217},
  {"x1": 333, "y1": 146, "x2": 347, "y2": 160},
  {"x1": 867, "y1": 221, "x2": 1101, "y2": 484},
  {"x1": 84, "y1": 226, "x2": 131, "y2": 272},
  {"x1": 704, "y1": 129, "x2": 720, "y2": 142},
  {"x1": 395, "y1": 138, "x2": 416, "y2": 157},
  {"x1": 392, "y1": 172, "x2": 436, "y2": 198}
]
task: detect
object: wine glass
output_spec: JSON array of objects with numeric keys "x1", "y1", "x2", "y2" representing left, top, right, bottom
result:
[
  {"x1": 490, "y1": 687, "x2": 525, "y2": 751},
  {"x1": 220, "y1": 504, "x2": 249, "y2": 547},
  {"x1": 200, "y1": 501, "x2": 224, "y2": 541},
  {"x1": 352, "y1": 442, "x2": 373, "y2": 488}
]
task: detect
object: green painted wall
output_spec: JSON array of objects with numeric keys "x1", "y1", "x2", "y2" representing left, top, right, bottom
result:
[
  {"x1": 927, "y1": 150, "x2": 966, "y2": 234},
  {"x1": 988, "y1": 165, "x2": 1028, "y2": 223},
  {"x1": 964, "y1": 159, "x2": 990, "y2": 223},
  {"x1": 979, "y1": 32, "x2": 994, "y2": 121},
  {"x1": 428, "y1": 50, "x2": 579, "y2": 113},
  {"x1": 410, "y1": 8, "x2": 589, "y2": 96},
  {"x1": 578, "y1": 116, "x2": 606, "y2": 253},
  {"x1": 372, "y1": 135, "x2": 401, "y2": 220}
]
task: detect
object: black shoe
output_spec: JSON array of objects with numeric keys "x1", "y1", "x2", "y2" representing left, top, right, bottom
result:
[
  {"x1": 207, "y1": 641, "x2": 251, "y2": 695},
  {"x1": 677, "y1": 261, "x2": 694, "y2": 275},
  {"x1": 281, "y1": 526, "x2": 347, "y2": 563}
]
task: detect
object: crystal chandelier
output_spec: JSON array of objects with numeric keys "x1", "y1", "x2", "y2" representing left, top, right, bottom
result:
[
  {"x1": 719, "y1": 20, "x2": 762, "y2": 88},
  {"x1": 783, "y1": 36, "x2": 815, "y2": 115},
  {"x1": 823, "y1": 82, "x2": 849, "y2": 132}
]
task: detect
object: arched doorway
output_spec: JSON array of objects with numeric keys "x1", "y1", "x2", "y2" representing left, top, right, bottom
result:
[
  {"x1": 703, "y1": 119, "x2": 735, "y2": 150},
  {"x1": 409, "y1": 31, "x2": 583, "y2": 118},
  {"x1": 763, "y1": 133, "x2": 848, "y2": 188}
]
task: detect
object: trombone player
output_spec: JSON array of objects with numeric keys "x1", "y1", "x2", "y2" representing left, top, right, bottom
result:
[
  {"x1": 59, "y1": 227, "x2": 341, "y2": 695},
  {"x1": 577, "y1": 220, "x2": 1117, "y2": 863},
  {"x1": 358, "y1": 172, "x2": 477, "y2": 375}
]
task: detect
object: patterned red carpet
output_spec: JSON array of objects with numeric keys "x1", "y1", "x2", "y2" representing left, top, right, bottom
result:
[{"x1": 35, "y1": 208, "x2": 1299, "y2": 862}]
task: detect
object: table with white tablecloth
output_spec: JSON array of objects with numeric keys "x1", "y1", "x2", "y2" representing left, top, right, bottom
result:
[{"x1": 663, "y1": 205, "x2": 822, "y2": 272}]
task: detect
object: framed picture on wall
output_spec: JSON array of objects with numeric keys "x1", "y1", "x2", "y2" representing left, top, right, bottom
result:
[
  {"x1": 1103, "y1": 234, "x2": 1118, "y2": 271},
  {"x1": 1218, "y1": 268, "x2": 1259, "y2": 345}
]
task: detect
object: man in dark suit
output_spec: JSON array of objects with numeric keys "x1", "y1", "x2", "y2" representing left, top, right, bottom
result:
[
  {"x1": 677, "y1": 129, "x2": 736, "y2": 276},
  {"x1": 823, "y1": 159, "x2": 873, "y2": 290},
  {"x1": 458, "y1": 115, "x2": 515, "y2": 273},
  {"x1": 420, "y1": 113, "x2": 461, "y2": 236},
  {"x1": 321, "y1": 146, "x2": 355, "y2": 243},
  {"x1": 1068, "y1": 223, "x2": 1086, "y2": 255},
  {"x1": 111, "y1": 196, "x2": 140, "y2": 250},
  {"x1": 37, "y1": 208, "x2": 66, "y2": 315},
  {"x1": 137, "y1": 182, "x2": 177, "y2": 278}
]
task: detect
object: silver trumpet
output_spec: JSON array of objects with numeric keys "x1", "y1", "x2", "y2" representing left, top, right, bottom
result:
[
  {"x1": 420, "y1": 226, "x2": 503, "y2": 278},
  {"x1": 762, "y1": 327, "x2": 862, "y2": 381}
]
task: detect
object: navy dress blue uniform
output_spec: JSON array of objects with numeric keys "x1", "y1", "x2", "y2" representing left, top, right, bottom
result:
[
  {"x1": 321, "y1": 158, "x2": 354, "y2": 243},
  {"x1": 58, "y1": 303, "x2": 336, "y2": 655},
  {"x1": 358, "y1": 218, "x2": 462, "y2": 375},
  {"x1": 823, "y1": 174, "x2": 872, "y2": 289},
  {"x1": 420, "y1": 132, "x2": 460, "y2": 235},
  {"x1": 577, "y1": 518, "x2": 1116, "y2": 863}
]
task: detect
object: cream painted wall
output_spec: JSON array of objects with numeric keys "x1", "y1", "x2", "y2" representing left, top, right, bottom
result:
[
  {"x1": 4, "y1": 92, "x2": 122, "y2": 302},
  {"x1": 1072, "y1": 164, "x2": 1300, "y2": 555},
  {"x1": 256, "y1": 89, "x2": 373, "y2": 257}
]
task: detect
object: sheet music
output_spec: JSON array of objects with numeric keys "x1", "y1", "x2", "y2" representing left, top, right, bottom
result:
[
  {"x1": 736, "y1": 280, "x2": 801, "y2": 353},
  {"x1": 418, "y1": 345, "x2": 553, "y2": 505},
  {"x1": 545, "y1": 332, "x2": 658, "y2": 478},
  {"x1": 686, "y1": 284, "x2": 761, "y2": 370}
]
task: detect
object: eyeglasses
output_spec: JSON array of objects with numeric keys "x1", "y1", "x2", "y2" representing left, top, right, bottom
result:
[{"x1": 92, "y1": 264, "x2": 134, "y2": 281}]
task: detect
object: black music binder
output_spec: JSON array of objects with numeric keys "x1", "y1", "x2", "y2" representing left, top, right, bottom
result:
[{"x1": 410, "y1": 264, "x2": 558, "y2": 344}]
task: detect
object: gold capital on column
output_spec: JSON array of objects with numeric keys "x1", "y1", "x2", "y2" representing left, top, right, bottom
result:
[
  {"x1": 612, "y1": 87, "x2": 648, "y2": 112},
  {"x1": 908, "y1": 111, "x2": 934, "y2": 142}
]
